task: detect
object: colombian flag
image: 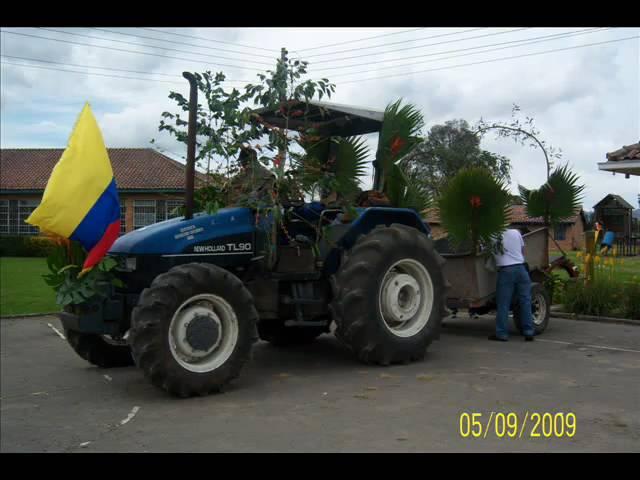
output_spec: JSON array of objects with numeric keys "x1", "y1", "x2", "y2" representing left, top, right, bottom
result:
[{"x1": 26, "y1": 103, "x2": 120, "y2": 273}]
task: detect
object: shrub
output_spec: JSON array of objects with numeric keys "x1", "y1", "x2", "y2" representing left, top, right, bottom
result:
[
  {"x1": 622, "y1": 281, "x2": 640, "y2": 320},
  {"x1": 0, "y1": 235, "x2": 58, "y2": 257},
  {"x1": 561, "y1": 276, "x2": 639, "y2": 319}
]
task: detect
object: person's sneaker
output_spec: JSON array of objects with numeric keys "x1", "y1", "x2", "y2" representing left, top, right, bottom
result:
[
  {"x1": 488, "y1": 334, "x2": 508, "y2": 342},
  {"x1": 525, "y1": 335, "x2": 535, "y2": 342}
]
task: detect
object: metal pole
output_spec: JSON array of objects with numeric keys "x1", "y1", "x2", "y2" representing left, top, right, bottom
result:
[{"x1": 183, "y1": 72, "x2": 198, "y2": 220}]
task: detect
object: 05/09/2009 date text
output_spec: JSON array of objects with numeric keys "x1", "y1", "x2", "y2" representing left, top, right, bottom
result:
[{"x1": 459, "y1": 412, "x2": 576, "y2": 439}]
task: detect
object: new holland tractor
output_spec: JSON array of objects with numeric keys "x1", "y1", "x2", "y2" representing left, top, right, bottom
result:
[{"x1": 59, "y1": 73, "x2": 448, "y2": 397}]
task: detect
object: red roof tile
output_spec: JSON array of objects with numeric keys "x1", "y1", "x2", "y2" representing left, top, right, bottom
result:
[
  {"x1": 0, "y1": 148, "x2": 206, "y2": 191},
  {"x1": 424, "y1": 204, "x2": 583, "y2": 225},
  {"x1": 606, "y1": 142, "x2": 640, "y2": 161}
]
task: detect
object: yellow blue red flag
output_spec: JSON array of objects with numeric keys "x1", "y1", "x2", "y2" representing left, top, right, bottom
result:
[{"x1": 26, "y1": 103, "x2": 120, "y2": 272}]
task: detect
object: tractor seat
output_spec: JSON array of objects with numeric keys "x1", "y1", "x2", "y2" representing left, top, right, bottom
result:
[{"x1": 317, "y1": 223, "x2": 351, "y2": 258}]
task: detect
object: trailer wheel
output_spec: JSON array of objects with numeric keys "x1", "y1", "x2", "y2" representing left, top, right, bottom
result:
[
  {"x1": 513, "y1": 283, "x2": 550, "y2": 335},
  {"x1": 65, "y1": 330, "x2": 134, "y2": 368},
  {"x1": 330, "y1": 224, "x2": 447, "y2": 365},
  {"x1": 129, "y1": 263, "x2": 258, "y2": 397}
]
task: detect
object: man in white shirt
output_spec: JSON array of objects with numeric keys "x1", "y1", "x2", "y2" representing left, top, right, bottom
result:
[{"x1": 491, "y1": 228, "x2": 534, "y2": 342}]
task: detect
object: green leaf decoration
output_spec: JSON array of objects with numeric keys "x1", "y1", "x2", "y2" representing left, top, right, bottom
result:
[
  {"x1": 438, "y1": 167, "x2": 511, "y2": 252},
  {"x1": 378, "y1": 99, "x2": 425, "y2": 207},
  {"x1": 519, "y1": 164, "x2": 585, "y2": 226}
]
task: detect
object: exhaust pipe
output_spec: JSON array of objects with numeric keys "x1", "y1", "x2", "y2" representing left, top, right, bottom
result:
[{"x1": 183, "y1": 72, "x2": 198, "y2": 220}]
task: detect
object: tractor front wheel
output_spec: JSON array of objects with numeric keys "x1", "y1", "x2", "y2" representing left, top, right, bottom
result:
[
  {"x1": 65, "y1": 330, "x2": 134, "y2": 368},
  {"x1": 129, "y1": 263, "x2": 258, "y2": 397}
]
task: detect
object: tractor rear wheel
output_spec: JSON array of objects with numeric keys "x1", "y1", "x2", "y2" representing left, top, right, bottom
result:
[
  {"x1": 330, "y1": 224, "x2": 447, "y2": 365},
  {"x1": 129, "y1": 263, "x2": 258, "y2": 397}
]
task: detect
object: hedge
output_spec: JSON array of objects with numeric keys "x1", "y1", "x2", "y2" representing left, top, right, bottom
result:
[{"x1": 0, "y1": 235, "x2": 58, "y2": 257}]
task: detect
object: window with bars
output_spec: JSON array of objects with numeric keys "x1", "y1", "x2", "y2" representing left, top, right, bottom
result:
[
  {"x1": 554, "y1": 224, "x2": 568, "y2": 241},
  {"x1": 155, "y1": 200, "x2": 166, "y2": 224},
  {"x1": 0, "y1": 200, "x2": 9, "y2": 235},
  {"x1": 120, "y1": 204, "x2": 127, "y2": 234},
  {"x1": 166, "y1": 200, "x2": 184, "y2": 219},
  {"x1": 133, "y1": 200, "x2": 157, "y2": 229},
  {"x1": 18, "y1": 200, "x2": 40, "y2": 235},
  {"x1": 131, "y1": 198, "x2": 185, "y2": 230}
]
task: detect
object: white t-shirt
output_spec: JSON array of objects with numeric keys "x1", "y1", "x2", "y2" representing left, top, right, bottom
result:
[{"x1": 494, "y1": 229, "x2": 525, "y2": 267}]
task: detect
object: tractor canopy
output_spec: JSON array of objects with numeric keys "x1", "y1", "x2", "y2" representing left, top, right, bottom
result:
[{"x1": 252, "y1": 100, "x2": 384, "y2": 137}]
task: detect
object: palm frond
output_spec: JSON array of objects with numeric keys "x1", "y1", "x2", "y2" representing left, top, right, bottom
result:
[
  {"x1": 393, "y1": 164, "x2": 431, "y2": 211},
  {"x1": 295, "y1": 135, "x2": 369, "y2": 202},
  {"x1": 334, "y1": 136, "x2": 370, "y2": 201},
  {"x1": 296, "y1": 136, "x2": 331, "y2": 194},
  {"x1": 379, "y1": 99, "x2": 425, "y2": 206},
  {"x1": 438, "y1": 167, "x2": 511, "y2": 251},
  {"x1": 519, "y1": 164, "x2": 585, "y2": 226}
]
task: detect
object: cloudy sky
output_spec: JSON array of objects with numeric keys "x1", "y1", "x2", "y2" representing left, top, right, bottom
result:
[{"x1": 1, "y1": 27, "x2": 638, "y2": 210}]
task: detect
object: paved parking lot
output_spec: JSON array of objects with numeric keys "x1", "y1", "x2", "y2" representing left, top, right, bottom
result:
[{"x1": 1, "y1": 314, "x2": 639, "y2": 452}]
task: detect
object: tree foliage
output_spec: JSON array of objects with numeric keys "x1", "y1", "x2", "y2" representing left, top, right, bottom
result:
[{"x1": 405, "y1": 119, "x2": 511, "y2": 200}]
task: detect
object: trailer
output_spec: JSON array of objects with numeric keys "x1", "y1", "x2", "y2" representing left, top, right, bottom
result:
[{"x1": 436, "y1": 226, "x2": 552, "y2": 334}]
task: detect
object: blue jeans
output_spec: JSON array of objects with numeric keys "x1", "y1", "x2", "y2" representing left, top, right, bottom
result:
[{"x1": 495, "y1": 264, "x2": 534, "y2": 339}]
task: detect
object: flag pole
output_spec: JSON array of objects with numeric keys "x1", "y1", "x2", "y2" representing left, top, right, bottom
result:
[{"x1": 183, "y1": 72, "x2": 198, "y2": 220}]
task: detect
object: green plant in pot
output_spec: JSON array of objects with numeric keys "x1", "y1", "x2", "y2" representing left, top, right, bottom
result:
[
  {"x1": 518, "y1": 164, "x2": 585, "y2": 227},
  {"x1": 438, "y1": 166, "x2": 511, "y2": 255}
]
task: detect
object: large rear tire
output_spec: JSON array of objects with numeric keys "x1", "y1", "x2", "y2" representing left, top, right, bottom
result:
[
  {"x1": 330, "y1": 224, "x2": 447, "y2": 365},
  {"x1": 129, "y1": 263, "x2": 258, "y2": 397},
  {"x1": 65, "y1": 330, "x2": 134, "y2": 368}
]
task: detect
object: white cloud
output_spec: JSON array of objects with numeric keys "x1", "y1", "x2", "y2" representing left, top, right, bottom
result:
[{"x1": 1, "y1": 26, "x2": 638, "y2": 209}]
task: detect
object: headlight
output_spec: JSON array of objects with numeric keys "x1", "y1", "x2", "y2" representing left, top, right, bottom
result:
[
  {"x1": 125, "y1": 257, "x2": 137, "y2": 271},
  {"x1": 115, "y1": 256, "x2": 137, "y2": 272}
]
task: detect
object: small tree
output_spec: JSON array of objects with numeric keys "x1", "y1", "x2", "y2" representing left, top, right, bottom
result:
[
  {"x1": 158, "y1": 71, "x2": 259, "y2": 180},
  {"x1": 244, "y1": 48, "x2": 335, "y2": 182},
  {"x1": 518, "y1": 164, "x2": 585, "y2": 227},
  {"x1": 475, "y1": 104, "x2": 561, "y2": 180},
  {"x1": 378, "y1": 99, "x2": 431, "y2": 211},
  {"x1": 475, "y1": 104, "x2": 585, "y2": 265},
  {"x1": 438, "y1": 167, "x2": 511, "y2": 254},
  {"x1": 157, "y1": 49, "x2": 337, "y2": 211},
  {"x1": 405, "y1": 119, "x2": 511, "y2": 199}
]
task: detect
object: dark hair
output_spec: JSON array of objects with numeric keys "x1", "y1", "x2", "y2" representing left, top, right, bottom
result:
[{"x1": 238, "y1": 146, "x2": 256, "y2": 165}]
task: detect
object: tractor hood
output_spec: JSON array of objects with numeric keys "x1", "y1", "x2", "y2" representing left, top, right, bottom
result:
[{"x1": 109, "y1": 207, "x2": 256, "y2": 256}]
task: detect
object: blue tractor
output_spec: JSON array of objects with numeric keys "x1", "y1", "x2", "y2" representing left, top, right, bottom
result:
[{"x1": 60, "y1": 73, "x2": 447, "y2": 397}]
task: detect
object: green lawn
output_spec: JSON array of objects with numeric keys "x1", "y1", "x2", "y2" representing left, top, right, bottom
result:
[
  {"x1": 0, "y1": 257, "x2": 59, "y2": 316},
  {"x1": 550, "y1": 250, "x2": 640, "y2": 283}
]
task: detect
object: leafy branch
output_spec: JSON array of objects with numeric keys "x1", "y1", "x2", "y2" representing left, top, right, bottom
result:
[
  {"x1": 43, "y1": 239, "x2": 124, "y2": 307},
  {"x1": 474, "y1": 104, "x2": 562, "y2": 179}
]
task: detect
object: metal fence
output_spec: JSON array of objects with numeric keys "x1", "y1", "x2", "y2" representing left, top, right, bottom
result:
[{"x1": 615, "y1": 237, "x2": 639, "y2": 256}]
